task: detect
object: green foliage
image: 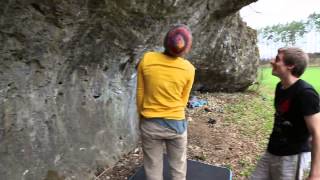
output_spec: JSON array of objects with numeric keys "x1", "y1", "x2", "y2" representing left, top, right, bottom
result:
[
  {"x1": 307, "y1": 13, "x2": 320, "y2": 32},
  {"x1": 259, "y1": 12, "x2": 320, "y2": 45},
  {"x1": 260, "y1": 21, "x2": 307, "y2": 45}
]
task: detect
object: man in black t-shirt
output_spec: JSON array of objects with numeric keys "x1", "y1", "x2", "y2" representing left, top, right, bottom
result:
[{"x1": 250, "y1": 47, "x2": 320, "y2": 180}]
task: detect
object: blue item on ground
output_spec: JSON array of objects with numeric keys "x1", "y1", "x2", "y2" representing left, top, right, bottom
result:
[{"x1": 187, "y1": 96, "x2": 208, "y2": 108}]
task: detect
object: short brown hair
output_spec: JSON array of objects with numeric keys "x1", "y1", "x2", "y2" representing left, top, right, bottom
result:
[{"x1": 278, "y1": 47, "x2": 309, "y2": 77}]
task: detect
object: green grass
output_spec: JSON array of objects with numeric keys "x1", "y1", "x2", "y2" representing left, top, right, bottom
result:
[
  {"x1": 300, "y1": 67, "x2": 320, "y2": 92},
  {"x1": 258, "y1": 66, "x2": 320, "y2": 95},
  {"x1": 223, "y1": 93, "x2": 274, "y2": 178},
  {"x1": 224, "y1": 94, "x2": 274, "y2": 139}
]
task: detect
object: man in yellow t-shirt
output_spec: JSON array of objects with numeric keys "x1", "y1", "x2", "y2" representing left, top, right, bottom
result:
[{"x1": 136, "y1": 25, "x2": 195, "y2": 180}]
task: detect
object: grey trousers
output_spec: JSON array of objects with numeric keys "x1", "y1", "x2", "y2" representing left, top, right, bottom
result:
[
  {"x1": 250, "y1": 151, "x2": 311, "y2": 180},
  {"x1": 140, "y1": 120, "x2": 187, "y2": 180}
]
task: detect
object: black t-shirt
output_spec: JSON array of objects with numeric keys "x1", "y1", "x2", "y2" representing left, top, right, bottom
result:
[{"x1": 267, "y1": 79, "x2": 320, "y2": 156}]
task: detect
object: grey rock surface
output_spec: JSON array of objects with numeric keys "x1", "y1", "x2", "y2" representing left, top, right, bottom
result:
[
  {"x1": 192, "y1": 13, "x2": 260, "y2": 92},
  {"x1": 0, "y1": 0, "x2": 258, "y2": 179}
]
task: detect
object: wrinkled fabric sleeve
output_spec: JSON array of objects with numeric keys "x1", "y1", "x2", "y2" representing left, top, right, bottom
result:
[
  {"x1": 299, "y1": 89, "x2": 320, "y2": 116},
  {"x1": 181, "y1": 67, "x2": 195, "y2": 106}
]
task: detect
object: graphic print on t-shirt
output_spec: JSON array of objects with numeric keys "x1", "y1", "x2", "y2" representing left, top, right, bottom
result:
[
  {"x1": 268, "y1": 80, "x2": 319, "y2": 155},
  {"x1": 274, "y1": 98, "x2": 293, "y2": 142},
  {"x1": 279, "y1": 99, "x2": 290, "y2": 113}
]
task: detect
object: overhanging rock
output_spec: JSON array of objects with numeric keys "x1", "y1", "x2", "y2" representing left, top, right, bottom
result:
[{"x1": 0, "y1": 0, "x2": 258, "y2": 179}]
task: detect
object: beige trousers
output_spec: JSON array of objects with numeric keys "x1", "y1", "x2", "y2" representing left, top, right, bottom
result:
[
  {"x1": 140, "y1": 120, "x2": 187, "y2": 180},
  {"x1": 250, "y1": 151, "x2": 311, "y2": 180}
]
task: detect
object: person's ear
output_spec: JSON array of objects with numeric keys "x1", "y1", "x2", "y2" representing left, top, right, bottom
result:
[{"x1": 287, "y1": 65, "x2": 295, "y2": 70}]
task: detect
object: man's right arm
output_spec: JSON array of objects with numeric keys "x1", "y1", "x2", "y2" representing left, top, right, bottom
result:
[{"x1": 305, "y1": 112, "x2": 320, "y2": 180}]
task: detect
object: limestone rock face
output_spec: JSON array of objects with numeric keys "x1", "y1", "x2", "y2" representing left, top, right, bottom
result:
[
  {"x1": 0, "y1": 0, "x2": 258, "y2": 179},
  {"x1": 192, "y1": 13, "x2": 260, "y2": 92}
]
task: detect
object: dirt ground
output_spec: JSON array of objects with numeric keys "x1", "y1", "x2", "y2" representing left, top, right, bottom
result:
[{"x1": 97, "y1": 92, "x2": 267, "y2": 180}]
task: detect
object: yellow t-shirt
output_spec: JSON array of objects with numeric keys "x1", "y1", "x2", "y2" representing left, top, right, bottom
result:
[{"x1": 136, "y1": 51, "x2": 195, "y2": 120}]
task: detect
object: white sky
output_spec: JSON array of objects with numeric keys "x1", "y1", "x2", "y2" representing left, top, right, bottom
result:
[
  {"x1": 240, "y1": 0, "x2": 320, "y2": 29},
  {"x1": 240, "y1": 0, "x2": 320, "y2": 58}
]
